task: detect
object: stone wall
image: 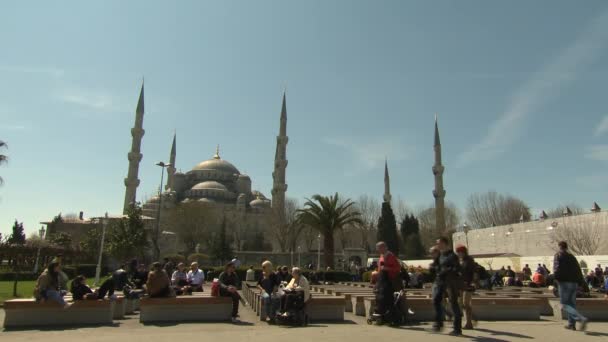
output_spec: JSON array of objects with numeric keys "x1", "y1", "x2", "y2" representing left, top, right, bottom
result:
[{"x1": 452, "y1": 211, "x2": 608, "y2": 256}]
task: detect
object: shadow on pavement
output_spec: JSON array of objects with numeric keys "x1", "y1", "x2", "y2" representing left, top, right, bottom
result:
[
  {"x1": 474, "y1": 327, "x2": 533, "y2": 339},
  {"x1": 585, "y1": 331, "x2": 608, "y2": 337},
  {"x1": 3, "y1": 322, "x2": 122, "y2": 332}
]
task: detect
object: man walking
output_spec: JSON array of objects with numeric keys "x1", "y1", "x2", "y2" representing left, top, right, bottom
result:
[
  {"x1": 432, "y1": 237, "x2": 463, "y2": 336},
  {"x1": 553, "y1": 241, "x2": 588, "y2": 331}
]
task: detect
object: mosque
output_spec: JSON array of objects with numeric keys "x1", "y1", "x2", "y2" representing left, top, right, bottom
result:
[{"x1": 123, "y1": 83, "x2": 289, "y2": 253}]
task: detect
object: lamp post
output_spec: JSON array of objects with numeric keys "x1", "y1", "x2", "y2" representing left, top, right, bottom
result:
[
  {"x1": 462, "y1": 222, "x2": 470, "y2": 250},
  {"x1": 33, "y1": 226, "x2": 46, "y2": 274},
  {"x1": 317, "y1": 234, "x2": 321, "y2": 271},
  {"x1": 153, "y1": 161, "x2": 172, "y2": 261},
  {"x1": 94, "y1": 212, "x2": 109, "y2": 287},
  {"x1": 298, "y1": 246, "x2": 301, "y2": 267}
]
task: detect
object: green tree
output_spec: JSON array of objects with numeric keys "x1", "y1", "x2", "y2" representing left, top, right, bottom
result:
[
  {"x1": 8, "y1": 220, "x2": 26, "y2": 245},
  {"x1": 243, "y1": 232, "x2": 272, "y2": 251},
  {"x1": 210, "y1": 218, "x2": 233, "y2": 265},
  {"x1": 400, "y1": 214, "x2": 424, "y2": 259},
  {"x1": 79, "y1": 227, "x2": 104, "y2": 262},
  {"x1": 296, "y1": 193, "x2": 362, "y2": 268},
  {"x1": 49, "y1": 232, "x2": 72, "y2": 249},
  {"x1": 167, "y1": 202, "x2": 213, "y2": 256},
  {"x1": 376, "y1": 202, "x2": 399, "y2": 256},
  {"x1": 106, "y1": 204, "x2": 148, "y2": 262},
  {"x1": 0, "y1": 140, "x2": 7, "y2": 185}
]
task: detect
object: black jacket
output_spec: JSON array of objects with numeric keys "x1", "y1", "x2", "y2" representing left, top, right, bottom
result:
[
  {"x1": 460, "y1": 255, "x2": 476, "y2": 286},
  {"x1": 553, "y1": 251, "x2": 583, "y2": 284},
  {"x1": 436, "y1": 250, "x2": 463, "y2": 287}
]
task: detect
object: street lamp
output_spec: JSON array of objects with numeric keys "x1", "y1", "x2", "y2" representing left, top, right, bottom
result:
[
  {"x1": 153, "y1": 161, "x2": 172, "y2": 261},
  {"x1": 33, "y1": 226, "x2": 46, "y2": 273},
  {"x1": 462, "y1": 222, "x2": 470, "y2": 249},
  {"x1": 94, "y1": 212, "x2": 109, "y2": 287},
  {"x1": 298, "y1": 246, "x2": 301, "y2": 267},
  {"x1": 317, "y1": 234, "x2": 321, "y2": 271}
]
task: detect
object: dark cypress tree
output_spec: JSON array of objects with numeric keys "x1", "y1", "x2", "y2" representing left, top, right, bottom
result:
[
  {"x1": 8, "y1": 220, "x2": 25, "y2": 245},
  {"x1": 402, "y1": 214, "x2": 424, "y2": 259},
  {"x1": 377, "y1": 202, "x2": 399, "y2": 256},
  {"x1": 211, "y1": 218, "x2": 233, "y2": 265}
]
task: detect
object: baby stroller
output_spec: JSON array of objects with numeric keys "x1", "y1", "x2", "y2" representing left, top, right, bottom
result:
[
  {"x1": 367, "y1": 270, "x2": 410, "y2": 326},
  {"x1": 275, "y1": 289, "x2": 309, "y2": 326}
]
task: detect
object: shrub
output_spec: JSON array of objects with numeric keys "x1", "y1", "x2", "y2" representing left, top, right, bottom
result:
[
  {"x1": 187, "y1": 253, "x2": 210, "y2": 265},
  {"x1": 163, "y1": 254, "x2": 186, "y2": 264}
]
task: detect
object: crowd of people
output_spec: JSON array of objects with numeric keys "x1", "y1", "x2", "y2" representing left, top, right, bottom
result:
[
  {"x1": 31, "y1": 239, "x2": 600, "y2": 331},
  {"x1": 369, "y1": 238, "x2": 596, "y2": 335}
]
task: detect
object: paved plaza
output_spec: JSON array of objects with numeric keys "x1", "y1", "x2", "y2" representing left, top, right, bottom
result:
[{"x1": 2, "y1": 305, "x2": 608, "y2": 342}]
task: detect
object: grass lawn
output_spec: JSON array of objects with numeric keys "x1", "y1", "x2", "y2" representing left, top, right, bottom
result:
[
  {"x1": 0, "y1": 276, "x2": 110, "y2": 304},
  {"x1": 0, "y1": 280, "x2": 36, "y2": 303}
]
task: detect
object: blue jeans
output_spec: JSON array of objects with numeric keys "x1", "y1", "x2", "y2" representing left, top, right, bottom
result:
[
  {"x1": 432, "y1": 282, "x2": 462, "y2": 331},
  {"x1": 262, "y1": 293, "x2": 280, "y2": 319},
  {"x1": 45, "y1": 290, "x2": 67, "y2": 306},
  {"x1": 558, "y1": 281, "x2": 586, "y2": 326}
]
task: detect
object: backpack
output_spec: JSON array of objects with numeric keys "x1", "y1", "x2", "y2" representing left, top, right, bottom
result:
[{"x1": 475, "y1": 263, "x2": 489, "y2": 280}]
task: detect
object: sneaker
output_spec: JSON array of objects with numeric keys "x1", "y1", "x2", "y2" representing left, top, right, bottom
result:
[
  {"x1": 431, "y1": 324, "x2": 443, "y2": 332},
  {"x1": 564, "y1": 324, "x2": 576, "y2": 331},
  {"x1": 579, "y1": 318, "x2": 588, "y2": 332},
  {"x1": 231, "y1": 317, "x2": 239, "y2": 323},
  {"x1": 448, "y1": 330, "x2": 462, "y2": 336}
]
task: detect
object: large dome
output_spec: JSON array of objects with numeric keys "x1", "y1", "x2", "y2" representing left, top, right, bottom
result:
[
  {"x1": 191, "y1": 180, "x2": 228, "y2": 191},
  {"x1": 191, "y1": 148, "x2": 240, "y2": 175}
]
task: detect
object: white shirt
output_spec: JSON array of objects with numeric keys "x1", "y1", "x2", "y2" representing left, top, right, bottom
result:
[{"x1": 187, "y1": 269, "x2": 205, "y2": 285}]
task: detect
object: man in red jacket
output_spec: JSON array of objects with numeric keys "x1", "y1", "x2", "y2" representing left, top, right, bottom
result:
[{"x1": 376, "y1": 241, "x2": 401, "y2": 290}]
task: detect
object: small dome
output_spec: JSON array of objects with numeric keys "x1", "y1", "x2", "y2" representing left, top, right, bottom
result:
[
  {"x1": 250, "y1": 195, "x2": 269, "y2": 208},
  {"x1": 198, "y1": 198, "x2": 216, "y2": 203},
  {"x1": 148, "y1": 195, "x2": 160, "y2": 203},
  {"x1": 191, "y1": 181, "x2": 228, "y2": 191},
  {"x1": 239, "y1": 174, "x2": 251, "y2": 180}
]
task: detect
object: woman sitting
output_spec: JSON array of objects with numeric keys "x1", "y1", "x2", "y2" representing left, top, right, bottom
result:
[
  {"x1": 171, "y1": 263, "x2": 191, "y2": 295},
  {"x1": 71, "y1": 275, "x2": 115, "y2": 300},
  {"x1": 257, "y1": 260, "x2": 280, "y2": 322},
  {"x1": 145, "y1": 262, "x2": 174, "y2": 298},
  {"x1": 280, "y1": 267, "x2": 310, "y2": 316},
  {"x1": 34, "y1": 262, "x2": 70, "y2": 308}
]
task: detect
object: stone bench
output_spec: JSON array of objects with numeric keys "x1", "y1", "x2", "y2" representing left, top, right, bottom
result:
[
  {"x1": 364, "y1": 297, "x2": 436, "y2": 322},
  {"x1": 471, "y1": 297, "x2": 543, "y2": 320},
  {"x1": 3, "y1": 299, "x2": 114, "y2": 329},
  {"x1": 139, "y1": 295, "x2": 232, "y2": 323},
  {"x1": 549, "y1": 298, "x2": 608, "y2": 321},
  {"x1": 125, "y1": 298, "x2": 140, "y2": 314}
]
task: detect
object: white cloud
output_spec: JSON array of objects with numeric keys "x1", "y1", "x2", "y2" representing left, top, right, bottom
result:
[
  {"x1": 594, "y1": 115, "x2": 608, "y2": 136},
  {"x1": 323, "y1": 136, "x2": 414, "y2": 171},
  {"x1": 54, "y1": 88, "x2": 122, "y2": 112},
  {"x1": 456, "y1": 10, "x2": 608, "y2": 168},
  {"x1": 0, "y1": 124, "x2": 27, "y2": 131},
  {"x1": 0, "y1": 65, "x2": 64, "y2": 78},
  {"x1": 585, "y1": 144, "x2": 608, "y2": 161}
]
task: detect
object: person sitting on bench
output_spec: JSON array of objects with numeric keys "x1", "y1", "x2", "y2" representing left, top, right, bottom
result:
[
  {"x1": 34, "y1": 262, "x2": 70, "y2": 308},
  {"x1": 171, "y1": 263, "x2": 191, "y2": 295},
  {"x1": 71, "y1": 275, "x2": 115, "y2": 300},
  {"x1": 132, "y1": 264, "x2": 148, "y2": 289},
  {"x1": 219, "y1": 262, "x2": 242, "y2": 323},
  {"x1": 187, "y1": 262, "x2": 205, "y2": 292},
  {"x1": 281, "y1": 267, "x2": 310, "y2": 315},
  {"x1": 257, "y1": 260, "x2": 280, "y2": 322},
  {"x1": 146, "y1": 262, "x2": 174, "y2": 298}
]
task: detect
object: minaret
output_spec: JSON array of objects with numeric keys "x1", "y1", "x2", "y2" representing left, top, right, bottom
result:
[
  {"x1": 383, "y1": 158, "x2": 392, "y2": 203},
  {"x1": 165, "y1": 132, "x2": 176, "y2": 191},
  {"x1": 123, "y1": 82, "x2": 145, "y2": 214},
  {"x1": 432, "y1": 114, "x2": 447, "y2": 233},
  {"x1": 271, "y1": 92, "x2": 288, "y2": 225}
]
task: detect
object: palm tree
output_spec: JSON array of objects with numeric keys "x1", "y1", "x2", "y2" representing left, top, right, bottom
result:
[
  {"x1": 0, "y1": 140, "x2": 7, "y2": 185},
  {"x1": 296, "y1": 193, "x2": 362, "y2": 268}
]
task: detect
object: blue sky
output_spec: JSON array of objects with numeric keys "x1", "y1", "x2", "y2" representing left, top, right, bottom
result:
[{"x1": 2, "y1": 0, "x2": 608, "y2": 236}]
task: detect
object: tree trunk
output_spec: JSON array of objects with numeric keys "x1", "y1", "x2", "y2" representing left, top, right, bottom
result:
[{"x1": 323, "y1": 232, "x2": 335, "y2": 269}]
